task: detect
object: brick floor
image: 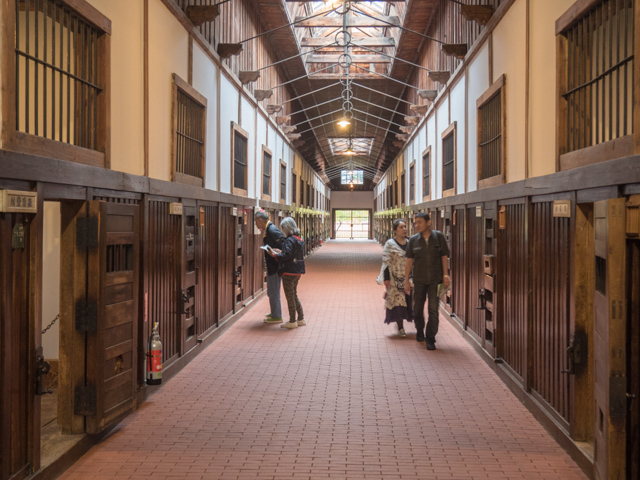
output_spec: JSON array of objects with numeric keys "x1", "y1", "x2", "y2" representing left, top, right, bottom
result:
[{"x1": 59, "y1": 240, "x2": 588, "y2": 480}]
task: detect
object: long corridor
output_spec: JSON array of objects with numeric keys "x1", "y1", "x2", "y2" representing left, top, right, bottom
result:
[{"x1": 60, "y1": 240, "x2": 588, "y2": 480}]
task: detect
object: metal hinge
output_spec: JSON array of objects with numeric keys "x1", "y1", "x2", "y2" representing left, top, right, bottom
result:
[
  {"x1": 74, "y1": 385, "x2": 96, "y2": 416},
  {"x1": 75, "y1": 300, "x2": 98, "y2": 332},
  {"x1": 76, "y1": 216, "x2": 98, "y2": 248}
]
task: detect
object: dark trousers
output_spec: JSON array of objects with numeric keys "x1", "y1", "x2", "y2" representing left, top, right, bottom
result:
[
  {"x1": 282, "y1": 275, "x2": 304, "y2": 323},
  {"x1": 413, "y1": 283, "x2": 439, "y2": 340}
]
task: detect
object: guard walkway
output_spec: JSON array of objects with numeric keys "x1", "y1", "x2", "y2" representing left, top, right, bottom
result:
[{"x1": 60, "y1": 240, "x2": 588, "y2": 480}]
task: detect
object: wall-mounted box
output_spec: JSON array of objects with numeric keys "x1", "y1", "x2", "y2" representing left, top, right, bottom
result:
[{"x1": 0, "y1": 190, "x2": 37, "y2": 213}]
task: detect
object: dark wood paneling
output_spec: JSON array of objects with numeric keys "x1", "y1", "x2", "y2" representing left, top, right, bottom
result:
[
  {"x1": 0, "y1": 213, "x2": 31, "y2": 478},
  {"x1": 531, "y1": 202, "x2": 571, "y2": 425},
  {"x1": 196, "y1": 204, "x2": 219, "y2": 337},
  {"x1": 499, "y1": 203, "x2": 527, "y2": 382},
  {"x1": 451, "y1": 207, "x2": 466, "y2": 327},
  {"x1": 467, "y1": 207, "x2": 484, "y2": 340},
  {"x1": 218, "y1": 205, "x2": 235, "y2": 320},
  {"x1": 148, "y1": 201, "x2": 181, "y2": 367}
]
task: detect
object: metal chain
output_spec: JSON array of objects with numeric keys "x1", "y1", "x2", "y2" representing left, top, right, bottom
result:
[{"x1": 42, "y1": 314, "x2": 59, "y2": 335}]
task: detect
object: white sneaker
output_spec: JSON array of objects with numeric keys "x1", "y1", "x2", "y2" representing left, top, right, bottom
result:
[
  {"x1": 398, "y1": 328, "x2": 407, "y2": 337},
  {"x1": 281, "y1": 321, "x2": 298, "y2": 329},
  {"x1": 297, "y1": 319, "x2": 306, "y2": 326}
]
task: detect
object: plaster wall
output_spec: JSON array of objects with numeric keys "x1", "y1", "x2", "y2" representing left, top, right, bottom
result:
[
  {"x1": 219, "y1": 75, "x2": 239, "y2": 194},
  {"x1": 466, "y1": 42, "x2": 490, "y2": 192},
  {"x1": 192, "y1": 43, "x2": 219, "y2": 191},
  {"x1": 147, "y1": 0, "x2": 188, "y2": 182},
  {"x1": 529, "y1": 0, "x2": 575, "y2": 177},
  {"x1": 493, "y1": 0, "x2": 527, "y2": 182}
]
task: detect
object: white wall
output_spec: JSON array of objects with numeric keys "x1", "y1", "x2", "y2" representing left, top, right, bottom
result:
[
  {"x1": 331, "y1": 191, "x2": 374, "y2": 209},
  {"x1": 147, "y1": 1, "x2": 189, "y2": 181},
  {"x1": 219, "y1": 75, "x2": 239, "y2": 194},
  {"x1": 451, "y1": 77, "x2": 466, "y2": 193},
  {"x1": 42, "y1": 202, "x2": 60, "y2": 360},
  {"x1": 192, "y1": 43, "x2": 220, "y2": 191},
  {"x1": 466, "y1": 42, "x2": 490, "y2": 192},
  {"x1": 493, "y1": 0, "x2": 527, "y2": 182}
]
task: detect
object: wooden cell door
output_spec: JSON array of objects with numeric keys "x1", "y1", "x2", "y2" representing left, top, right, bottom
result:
[
  {"x1": 60, "y1": 201, "x2": 139, "y2": 436},
  {"x1": 626, "y1": 235, "x2": 640, "y2": 480},
  {"x1": 0, "y1": 210, "x2": 36, "y2": 480},
  {"x1": 181, "y1": 206, "x2": 197, "y2": 354},
  {"x1": 86, "y1": 201, "x2": 140, "y2": 434},
  {"x1": 233, "y1": 208, "x2": 244, "y2": 313},
  {"x1": 593, "y1": 198, "x2": 628, "y2": 480}
]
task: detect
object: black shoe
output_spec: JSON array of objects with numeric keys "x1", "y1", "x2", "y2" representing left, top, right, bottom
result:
[
  {"x1": 416, "y1": 334, "x2": 425, "y2": 342},
  {"x1": 426, "y1": 340, "x2": 436, "y2": 350}
]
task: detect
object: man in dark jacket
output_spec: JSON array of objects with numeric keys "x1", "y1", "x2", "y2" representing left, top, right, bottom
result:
[{"x1": 255, "y1": 210, "x2": 285, "y2": 323}]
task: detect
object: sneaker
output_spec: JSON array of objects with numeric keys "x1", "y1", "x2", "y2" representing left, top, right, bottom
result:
[
  {"x1": 281, "y1": 321, "x2": 298, "y2": 329},
  {"x1": 297, "y1": 319, "x2": 306, "y2": 326},
  {"x1": 426, "y1": 340, "x2": 436, "y2": 350},
  {"x1": 398, "y1": 328, "x2": 406, "y2": 337},
  {"x1": 264, "y1": 316, "x2": 283, "y2": 324}
]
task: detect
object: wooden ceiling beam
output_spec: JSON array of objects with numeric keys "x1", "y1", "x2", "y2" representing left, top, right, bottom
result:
[{"x1": 294, "y1": 17, "x2": 400, "y2": 28}]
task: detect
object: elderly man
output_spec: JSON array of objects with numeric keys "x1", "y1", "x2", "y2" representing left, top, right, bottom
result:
[{"x1": 254, "y1": 210, "x2": 285, "y2": 323}]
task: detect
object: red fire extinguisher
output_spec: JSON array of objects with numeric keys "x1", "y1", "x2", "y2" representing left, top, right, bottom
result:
[{"x1": 146, "y1": 322, "x2": 162, "y2": 385}]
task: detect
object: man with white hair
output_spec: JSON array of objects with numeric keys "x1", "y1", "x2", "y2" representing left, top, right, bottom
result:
[{"x1": 255, "y1": 210, "x2": 285, "y2": 323}]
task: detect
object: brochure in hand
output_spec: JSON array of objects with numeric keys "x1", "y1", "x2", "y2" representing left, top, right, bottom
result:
[
  {"x1": 260, "y1": 245, "x2": 272, "y2": 252},
  {"x1": 437, "y1": 283, "x2": 451, "y2": 298}
]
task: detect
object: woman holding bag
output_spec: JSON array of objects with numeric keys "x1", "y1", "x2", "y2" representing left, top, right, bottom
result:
[{"x1": 376, "y1": 219, "x2": 413, "y2": 337}]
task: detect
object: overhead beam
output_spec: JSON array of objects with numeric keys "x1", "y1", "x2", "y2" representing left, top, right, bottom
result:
[
  {"x1": 301, "y1": 37, "x2": 395, "y2": 47},
  {"x1": 306, "y1": 54, "x2": 391, "y2": 63},
  {"x1": 294, "y1": 16, "x2": 400, "y2": 28}
]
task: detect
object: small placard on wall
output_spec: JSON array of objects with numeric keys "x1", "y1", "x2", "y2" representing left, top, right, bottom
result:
[
  {"x1": 231, "y1": 207, "x2": 238, "y2": 216},
  {"x1": 475, "y1": 206, "x2": 482, "y2": 218},
  {"x1": 169, "y1": 202, "x2": 183, "y2": 215},
  {"x1": 0, "y1": 190, "x2": 37, "y2": 213},
  {"x1": 553, "y1": 200, "x2": 571, "y2": 218}
]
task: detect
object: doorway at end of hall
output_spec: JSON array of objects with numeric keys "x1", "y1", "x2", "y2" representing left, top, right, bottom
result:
[{"x1": 334, "y1": 210, "x2": 370, "y2": 239}]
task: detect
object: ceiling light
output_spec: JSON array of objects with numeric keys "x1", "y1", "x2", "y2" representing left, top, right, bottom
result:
[{"x1": 337, "y1": 118, "x2": 351, "y2": 128}]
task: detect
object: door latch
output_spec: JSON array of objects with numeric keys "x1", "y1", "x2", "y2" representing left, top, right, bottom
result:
[
  {"x1": 561, "y1": 331, "x2": 587, "y2": 375},
  {"x1": 476, "y1": 287, "x2": 486, "y2": 310},
  {"x1": 35, "y1": 347, "x2": 53, "y2": 395}
]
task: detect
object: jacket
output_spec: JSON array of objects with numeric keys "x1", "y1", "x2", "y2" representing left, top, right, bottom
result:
[
  {"x1": 263, "y1": 222, "x2": 285, "y2": 275},
  {"x1": 275, "y1": 235, "x2": 306, "y2": 275}
]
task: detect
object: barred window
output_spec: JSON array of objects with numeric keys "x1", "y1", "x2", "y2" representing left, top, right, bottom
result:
[
  {"x1": 423, "y1": 149, "x2": 431, "y2": 199},
  {"x1": 262, "y1": 148, "x2": 271, "y2": 198},
  {"x1": 280, "y1": 162, "x2": 286, "y2": 201},
  {"x1": 232, "y1": 123, "x2": 248, "y2": 194},
  {"x1": 559, "y1": 0, "x2": 634, "y2": 156},
  {"x1": 292, "y1": 172, "x2": 297, "y2": 204},
  {"x1": 442, "y1": 123, "x2": 456, "y2": 194},
  {"x1": 173, "y1": 75, "x2": 206, "y2": 185},
  {"x1": 11, "y1": 0, "x2": 110, "y2": 165},
  {"x1": 409, "y1": 163, "x2": 415, "y2": 203},
  {"x1": 477, "y1": 75, "x2": 505, "y2": 188}
]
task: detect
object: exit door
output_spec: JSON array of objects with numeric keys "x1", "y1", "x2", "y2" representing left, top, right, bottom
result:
[{"x1": 334, "y1": 210, "x2": 369, "y2": 239}]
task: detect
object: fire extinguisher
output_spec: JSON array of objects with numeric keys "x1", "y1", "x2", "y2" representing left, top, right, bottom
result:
[{"x1": 146, "y1": 322, "x2": 162, "y2": 385}]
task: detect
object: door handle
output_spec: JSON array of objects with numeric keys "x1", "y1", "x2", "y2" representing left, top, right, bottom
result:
[{"x1": 35, "y1": 348, "x2": 53, "y2": 395}]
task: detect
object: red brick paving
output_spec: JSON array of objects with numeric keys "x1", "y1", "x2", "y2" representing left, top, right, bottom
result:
[{"x1": 60, "y1": 240, "x2": 588, "y2": 480}]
